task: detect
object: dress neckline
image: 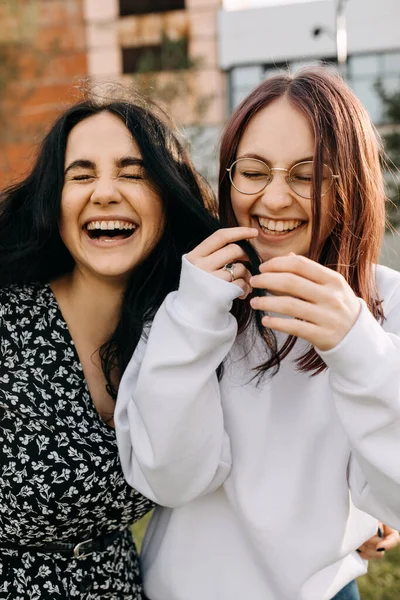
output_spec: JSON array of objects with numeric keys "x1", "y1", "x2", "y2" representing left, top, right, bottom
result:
[{"x1": 44, "y1": 283, "x2": 116, "y2": 435}]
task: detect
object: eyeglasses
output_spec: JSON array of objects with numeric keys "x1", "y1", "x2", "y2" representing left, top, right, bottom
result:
[{"x1": 227, "y1": 158, "x2": 339, "y2": 199}]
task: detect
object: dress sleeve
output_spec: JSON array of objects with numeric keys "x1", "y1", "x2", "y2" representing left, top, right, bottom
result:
[
  {"x1": 114, "y1": 257, "x2": 243, "y2": 507},
  {"x1": 317, "y1": 287, "x2": 400, "y2": 529}
]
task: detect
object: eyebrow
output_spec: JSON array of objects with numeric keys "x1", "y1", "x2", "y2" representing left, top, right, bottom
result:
[
  {"x1": 64, "y1": 159, "x2": 95, "y2": 176},
  {"x1": 238, "y1": 153, "x2": 314, "y2": 165},
  {"x1": 115, "y1": 156, "x2": 144, "y2": 169},
  {"x1": 64, "y1": 156, "x2": 144, "y2": 176}
]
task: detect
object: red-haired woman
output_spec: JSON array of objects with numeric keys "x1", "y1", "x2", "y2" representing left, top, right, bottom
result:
[{"x1": 115, "y1": 69, "x2": 400, "y2": 600}]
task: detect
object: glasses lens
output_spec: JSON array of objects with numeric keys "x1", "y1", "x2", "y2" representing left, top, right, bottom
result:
[
  {"x1": 289, "y1": 162, "x2": 334, "y2": 198},
  {"x1": 230, "y1": 158, "x2": 271, "y2": 194}
]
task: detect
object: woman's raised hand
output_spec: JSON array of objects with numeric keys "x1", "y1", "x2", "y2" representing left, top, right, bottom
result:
[
  {"x1": 186, "y1": 227, "x2": 258, "y2": 300},
  {"x1": 357, "y1": 523, "x2": 400, "y2": 560},
  {"x1": 249, "y1": 254, "x2": 361, "y2": 351}
]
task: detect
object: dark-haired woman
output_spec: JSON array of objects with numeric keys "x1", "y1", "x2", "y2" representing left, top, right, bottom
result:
[
  {"x1": 0, "y1": 97, "x2": 256, "y2": 598},
  {"x1": 115, "y1": 68, "x2": 400, "y2": 600}
]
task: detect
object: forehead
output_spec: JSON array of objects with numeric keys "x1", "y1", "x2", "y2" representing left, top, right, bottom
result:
[
  {"x1": 237, "y1": 96, "x2": 315, "y2": 164},
  {"x1": 65, "y1": 112, "x2": 140, "y2": 162}
]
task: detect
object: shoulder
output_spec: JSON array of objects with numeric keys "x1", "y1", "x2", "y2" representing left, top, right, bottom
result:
[{"x1": 0, "y1": 283, "x2": 52, "y2": 316}]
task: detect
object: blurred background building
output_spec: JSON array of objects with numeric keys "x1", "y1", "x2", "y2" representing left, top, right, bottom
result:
[
  {"x1": 221, "y1": 0, "x2": 399, "y2": 120},
  {"x1": 0, "y1": 0, "x2": 399, "y2": 264},
  {"x1": 0, "y1": 0, "x2": 224, "y2": 186}
]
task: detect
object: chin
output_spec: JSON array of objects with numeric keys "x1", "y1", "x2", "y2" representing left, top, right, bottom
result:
[{"x1": 87, "y1": 266, "x2": 133, "y2": 283}]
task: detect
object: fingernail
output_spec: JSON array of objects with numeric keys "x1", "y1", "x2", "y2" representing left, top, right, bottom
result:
[
  {"x1": 377, "y1": 548, "x2": 385, "y2": 552},
  {"x1": 356, "y1": 549, "x2": 361, "y2": 553},
  {"x1": 378, "y1": 527, "x2": 383, "y2": 538}
]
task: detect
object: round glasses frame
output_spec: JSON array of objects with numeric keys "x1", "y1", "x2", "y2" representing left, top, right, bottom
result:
[{"x1": 227, "y1": 158, "x2": 339, "y2": 199}]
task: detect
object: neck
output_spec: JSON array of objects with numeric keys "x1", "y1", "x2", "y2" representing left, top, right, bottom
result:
[{"x1": 50, "y1": 268, "x2": 125, "y2": 348}]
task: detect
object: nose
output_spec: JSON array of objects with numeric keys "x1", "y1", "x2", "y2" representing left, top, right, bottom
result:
[
  {"x1": 90, "y1": 176, "x2": 122, "y2": 206},
  {"x1": 258, "y1": 171, "x2": 294, "y2": 212}
]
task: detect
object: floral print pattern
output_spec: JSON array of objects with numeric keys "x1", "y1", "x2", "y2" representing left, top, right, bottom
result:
[{"x1": 0, "y1": 284, "x2": 153, "y2": 599}]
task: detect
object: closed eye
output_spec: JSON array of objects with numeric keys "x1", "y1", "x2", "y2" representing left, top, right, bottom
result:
[
  {"x1": 291, "y1": 175, "x2": 312, "y2": 182},
  {"x1": 241, "y1": 171, "x2": 269, "y2": 180},
  {"x1": 120, "y1": 174, "x2": 143, "y2": 180},
  {"x1": 71, "y1": 174, "x2": 94, "y2": 181}
]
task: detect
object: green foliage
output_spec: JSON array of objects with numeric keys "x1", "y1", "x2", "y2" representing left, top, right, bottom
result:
[
  {"x1": 132, "y1": 31, "x2": 213, "y2": 126},
  {"x1": 358, "y1": 545, "x2": 400, "y2": 599},
  {"x1": 131, "y1": 511, "x2": 152, "y2": 551},
  {"x1": 137, "y1": 34, "x2": 191, "y2": 74}
]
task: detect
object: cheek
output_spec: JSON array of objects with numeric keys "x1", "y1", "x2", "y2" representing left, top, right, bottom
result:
[
  {"x1": 231, "y1": 190, "x2": 251, "y2": 223},
  {"x1": 58, "y1": 192, "x2": 81, "y2": 244},
  {"x1": 141, "y1": 196, "x2": 165, "y2": 242}
]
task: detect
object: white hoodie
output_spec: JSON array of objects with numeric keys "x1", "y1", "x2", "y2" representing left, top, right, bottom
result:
[{"x1": 115, "y1": 257, "x2": 400, "y2": 600}]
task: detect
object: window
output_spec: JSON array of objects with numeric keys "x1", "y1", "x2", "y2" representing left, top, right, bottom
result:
[
  {"x1": 230, "y1": 65, "x2": 264, "y2": 110},
  {"x1": 347, "y1": 51, "x2": 400, "y2": 124},
  {"x1": 122, "y1": 37, "x2": 189, "y2": 74},
  {"x1": 228, "y1": 52, "x2": 400, "y2": 124},
  {"x1": 119, "y1": 0, "x2": 184, "y2": 17}
]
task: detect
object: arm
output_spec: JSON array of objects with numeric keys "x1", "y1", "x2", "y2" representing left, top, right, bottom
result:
[
  {"x1": 250, "y1": 255, "x2": 400, "y2": 528},
  {"x1": 115, "y1": 227, "x2": 257, "y2": 507},
  {"x1": 318, "y1": 295, "x2": 400, "y2": 529}
]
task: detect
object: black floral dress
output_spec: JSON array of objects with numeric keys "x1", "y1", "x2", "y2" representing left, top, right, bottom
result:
[{"x1": 0, "y1": 283, "x2": 154, "y2": 599}]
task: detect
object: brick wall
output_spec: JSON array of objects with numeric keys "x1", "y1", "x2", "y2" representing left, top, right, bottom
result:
[{"x1": 1, "y1": 0, "x2": 88, "y2": 188}]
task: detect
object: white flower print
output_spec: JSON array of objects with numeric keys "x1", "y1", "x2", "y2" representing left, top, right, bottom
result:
[{"x1": 0, "y1": 284, "x2": 153, "y2": 598}]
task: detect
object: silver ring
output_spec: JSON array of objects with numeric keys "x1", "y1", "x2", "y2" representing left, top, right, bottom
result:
[{"x1": 223, "y1": 263, "x2": 235, "y2": 282}]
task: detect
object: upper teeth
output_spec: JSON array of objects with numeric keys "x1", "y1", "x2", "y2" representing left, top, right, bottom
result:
[
  {"x1": 86, "y1": 221, "x2": 136, "y2": 231},
  {"x1": 258, "y1": 218, "x2": 302, "y2": 232}
]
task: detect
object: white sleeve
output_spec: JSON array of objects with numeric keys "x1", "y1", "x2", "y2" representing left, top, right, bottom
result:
[
  {"x1": 317, "y1": 291, "x2": 400, "y2": 529},
  {"x1": 114, "y1": 257, "x2": 243, "y2": 507}
]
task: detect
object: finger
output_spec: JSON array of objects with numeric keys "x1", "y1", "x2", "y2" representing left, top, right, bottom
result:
[
  {"x1": 223, "y1": 277, "x2": 252, "y2": 299},
  {"x1": 250, "y1": 294, "x2": 323, "y2": 325},
  {"x1": 189, "y1": 227, "x2": 258, "y2": 259},
  {"x1": 250, "y1": 272, "x2": 320, "y2": 302},
  {"x1": 377, "y1": 530, "x2": 400, "y2": 552},
  {"x1": 237, "y1": 279, "x2": 253, "y2": 300},
  {"x1": 204, "y1": 244, "x2": 252, "y2": 272},
  {"x1": 218, "y1": 263, "x2": 252, "y2": 285},
  {"x1": 361, "y1": 535, "x2": 382, "y2": 548},
  {"x1": 259, "y1": 314, "x2": 320, "y2": 339},
  {"x1": 259, "y1": 254, "x2": 336, "y2": 285},
  {"x1": 357, "y1": 548, "x2": 385, "y2": 560}
]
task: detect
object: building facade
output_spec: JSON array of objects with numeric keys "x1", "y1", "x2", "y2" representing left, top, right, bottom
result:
[
  {"x1": 1, "y1": 0, "x2": 224, "y2": 187},
  {"x1": 84, "y1": 0, "x2": 224, "y2": 183},
  {"x1": 218, "y1": 0, "x2": 400, "y2": 123},
  {"x1": 1, "y1": 0, "x2": 88, "y2": 187}
]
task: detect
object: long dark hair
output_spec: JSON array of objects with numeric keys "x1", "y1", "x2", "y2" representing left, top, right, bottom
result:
[
  {"x1": 219, "y1": 68, "x2": 386, "y2": 375},
  {"x1": 0, "y1": 98, "x2": 259, "y2": 397}
]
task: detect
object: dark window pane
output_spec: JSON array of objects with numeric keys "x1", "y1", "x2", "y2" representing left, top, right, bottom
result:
[
  {"x1": 122, "y1": 38, "x2": 188, "y2": 74},
  {"x1": 119, "y1": 0, "x2": 185, "y2": 16}
]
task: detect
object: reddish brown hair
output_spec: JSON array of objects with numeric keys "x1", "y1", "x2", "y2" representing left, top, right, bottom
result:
[{"x1": 219, "y1": 68, "x2": 386, "y2": 374}]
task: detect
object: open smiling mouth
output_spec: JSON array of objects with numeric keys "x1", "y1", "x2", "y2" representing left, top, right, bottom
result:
[
  {"x1": 84, "y1": 220, "x2": 137, "y2": 242},
  {"x1": 257, "y1": 217, "x2": 304, "y2": 235}
]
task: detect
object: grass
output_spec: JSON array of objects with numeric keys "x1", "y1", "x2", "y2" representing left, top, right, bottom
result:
[
  {"x1": 132, "y1": 514, "x2": 400, "y2": 598},
  {"x1": 358, "y1": 545, "x2": 400, "y2": 599},
  {"x1": 131, "y1": 512, "x2": 152, "y2": 551}
]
